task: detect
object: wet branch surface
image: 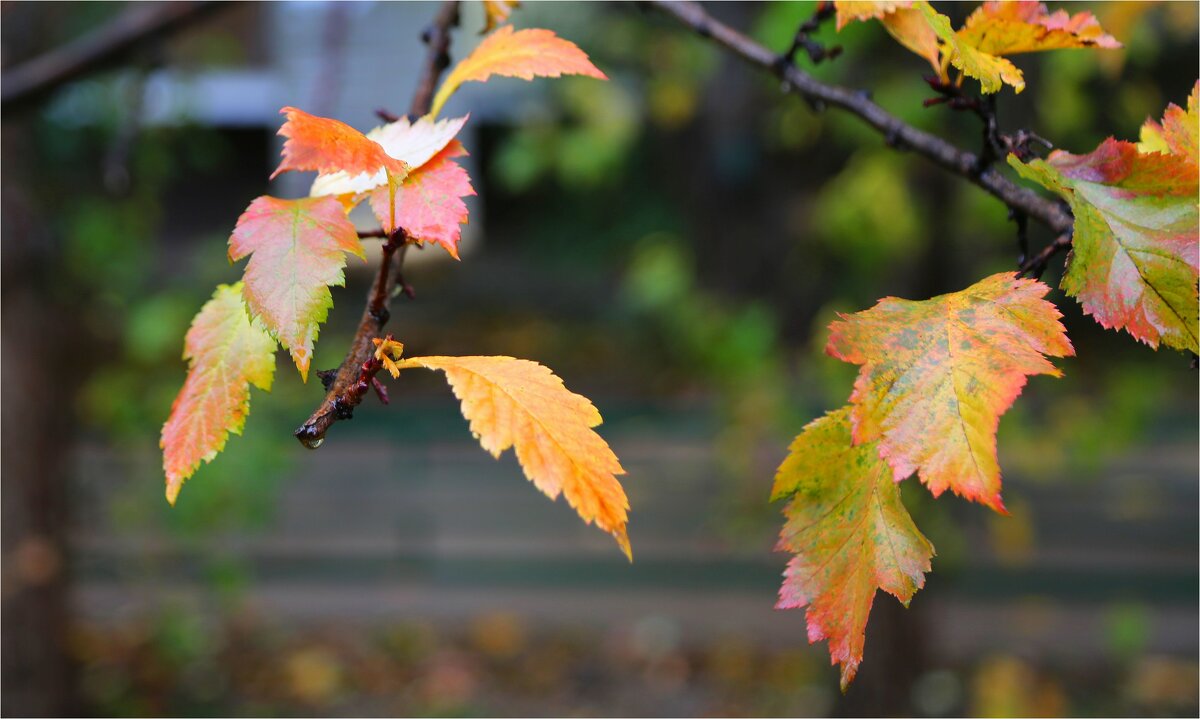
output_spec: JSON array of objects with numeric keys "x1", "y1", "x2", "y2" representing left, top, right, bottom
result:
[
  {"x1": 294, "y1": 0, "x2": 459, "y2": 446},
  {"x1": 648, "y1": 1, "x2": 1075, "y2": 238}
]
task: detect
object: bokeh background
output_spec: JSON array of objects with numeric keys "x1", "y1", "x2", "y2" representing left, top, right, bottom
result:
[{"x1": 3, "y1": 1, "x2": 1197, "y2": 716}]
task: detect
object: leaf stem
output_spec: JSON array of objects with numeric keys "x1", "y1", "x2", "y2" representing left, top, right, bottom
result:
[{"x1": 295, "y1": 0, "x2": 460, "y2": 446}]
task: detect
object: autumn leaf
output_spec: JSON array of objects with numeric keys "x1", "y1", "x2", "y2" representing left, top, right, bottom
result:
[
  {"x1": 161, "y1": 283, "x2": 277, "y2": 504},
  {"x1": 773, "y1": 407, "x2": 934, "y2": 691},
  {"x1": 368, "y1": 140, "x2": 476, "y2": 258},
  {"x1": 844, "y1": 2, "x2": 1120, "y2": 94},
  {"x1": 430, "y1": 25, "x2": 607, "y2": 118},
  {"x1": 1010, "y1": 138, "x2": 1199, "y2": 352},
  {"x1": 228, "y1": 196, "x2": 365, "y2": 381},
  {"x1": 396, "y1": 355, "x2": 631, "y2": 558},
  {"x1": 957, "y1": 1, "x2": 1120, "y2": 57},
  {"x1": 272, "y1": 106, "x2": 407, "y2": 181},
  {"x1": 373, "y1": 336, "x2": 405, "y2": 379},
  {"x1": 827, "y1": 273, "x2": 1074, "y2": 512},
  {"x1": 833, "y1": 1, "x2": 940, "y2": 72},
  {"x1": 916, "y1": 1, "x2": 1025, "y2": 94},
  {"x1": 309, "y1": 114, "x2": 469, "y2": 199},
  {"x1": 834, "y1": 1, "x2": 913, "y2": 29},
  {"x1": 1138, "y1": 80, "x2": 1198, "y2": 170},
  {"x1": 481, "y1": 0, "x2": 520, "y2": 34}
]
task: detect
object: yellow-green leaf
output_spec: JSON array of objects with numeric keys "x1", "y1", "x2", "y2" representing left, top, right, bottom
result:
[{"x1": 774, "y1": 407, "x2": 934, "y2": 691}]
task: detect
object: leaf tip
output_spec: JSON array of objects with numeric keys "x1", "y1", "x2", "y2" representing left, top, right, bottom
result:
[
  {"x1": 615, "y1": 528, "x2": 633, "y2": 562},
  {"x1": 165, "y1": 480, "x2": 181, "y2": 506}
]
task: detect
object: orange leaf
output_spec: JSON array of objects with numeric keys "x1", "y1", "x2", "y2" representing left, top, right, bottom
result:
[
  {"x1": 228, "y1": 196, "x2": 365, "y2": 381},
  {"x1": 773, "y1": 408, "x2": 933, "y2": 691},
  {"x1": 398, "y1": 355, "x2": 631, "y2": 558},
  {"x1": 957, "y1": 1, "x2": 1120, "y2": 56},
  {"x1": 310, "y1": 114, "x2": 469, "y2": 199},
  {"x1": 272, "y1": 106, "x2": 407, "y2": 181},
  {"x1": 845, "y1": 2, "x2": 1121, "y2": 94},
  {"x1": 430, "y1": 25, "x2": 607, "y2": 117},
  {"x1": 827, "y1": 273, "x2": 1074, "y2": 511},
  {"x1": 368, "y1": 140, "x2": 476, "y2": 258},
  {"x1": 161, "y1": 284, "x2": 276, "y2": 504},
  {"x1": 879, "y1": 7, "x2": 940, "y2": 72},
  {"x1": 834, "y1": 1, "x2": 914, "y2": 30}
]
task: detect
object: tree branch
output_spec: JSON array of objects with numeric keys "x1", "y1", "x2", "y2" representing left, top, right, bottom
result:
[
  {"x1": 648, "y1": 1, "x2": 1074, "y2": 236},
  {"x1": 1, "y1": 1, "x2": 223, "y2": 111},
  {"x1": 294, "y1": 0, "x2": 460, "y2": 446}
]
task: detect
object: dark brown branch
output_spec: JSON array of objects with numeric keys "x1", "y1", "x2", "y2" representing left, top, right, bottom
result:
[
  {"x1": 1, "y1": 2, "x2": 223, "y2": 111},
  {"x1": 649, "y1": 1, "x2": 1075, "y2": 236},
  {"x1": 295, "y1": 0, "x2": 459, "y2": 446},
  {"x1": 778, "y1": 1, "x2": 841, "y2": 66}
]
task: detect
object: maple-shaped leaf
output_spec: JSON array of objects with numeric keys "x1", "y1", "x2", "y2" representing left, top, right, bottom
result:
[
  {"x1": 773, "y1": 407, "x2": 934, "y2": 691},
  {"x1": 368, "y1": 140, "x2": 476, "y2": 258},
  {"x1": 309, "y1": 114, "x2": 469, "y2": 199},
  {"x1": 430, "y1": 25, "x2": 607, "y2": 118},
  {"x1": 161, "y1": 283, "x2": 277, "y2": 504},
  {"x1": 1010, "y1": 139, "x2": 1199, "y2": 352},
  {"x1": 397, "y1": 355, "x2": 631, "y2": 558},
  {"x1": 827, "y1": 273, "x2": 1074, "y2": 511},
  {"x1": 481, "y1": 0, "x2": 520, "y2": 34},
  {"x1": 1138, "y1": 80, "x2": 1198, "y2": 169},
  {"x1": 833, "y1": 1, "x2": 940, "y2": 72},
  {"x1": 228, "y1": 196, "x2": 365, "y2": 381},
  {"x1": 272, "y1": 106, "x2": 407, "y2": 181}
]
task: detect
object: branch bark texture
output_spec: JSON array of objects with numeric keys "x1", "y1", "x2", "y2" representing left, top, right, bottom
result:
[{"x1": 649, "y1": 1, "x2": 1075, "y2": 236}]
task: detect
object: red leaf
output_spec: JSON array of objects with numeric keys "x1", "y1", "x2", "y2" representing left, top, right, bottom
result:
[
  {"x1": 228, "y1": 196, "x2": 365, "y2": 380},
  {"x1": 368, "y1": 140, "x2": 475, "y2": 258}
]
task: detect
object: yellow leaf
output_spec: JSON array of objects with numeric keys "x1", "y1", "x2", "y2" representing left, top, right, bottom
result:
[
  {"x1": 1138, "y1": 80, "x2": 1199, "y2": 171},
  {"x1": 916, "y1": 1, "x2": 1025, "y2": 94},
  {"x1": 481, "y1": 0, "x2": 520, "y2": 34},
  {"x1": 957, "y1": 1, "x2": 1121, "y2": 56},
  {"x1": 398, "y1": 355, "x2": 631, "y2": 558},
  {"x1": 833, "y1": 0, "x2": 913, "y2": 30},
  {"x1": 430, "y1": 25, "x2": 607, "y2": 118}
]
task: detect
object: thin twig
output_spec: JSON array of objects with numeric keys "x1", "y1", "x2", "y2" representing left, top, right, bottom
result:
[
  {"x1": 295, "y1": 0, "x2": 459, "y2": 446},
  {"x1": 1018, "y1": 233, "x2": 1072, "y2": 280},
  {"x1": 777, "y1": 1, "x2": 841, "y2": 67},
  {"x1": 649, "y1": 1, "x2": 1075, "y2": 236}
]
